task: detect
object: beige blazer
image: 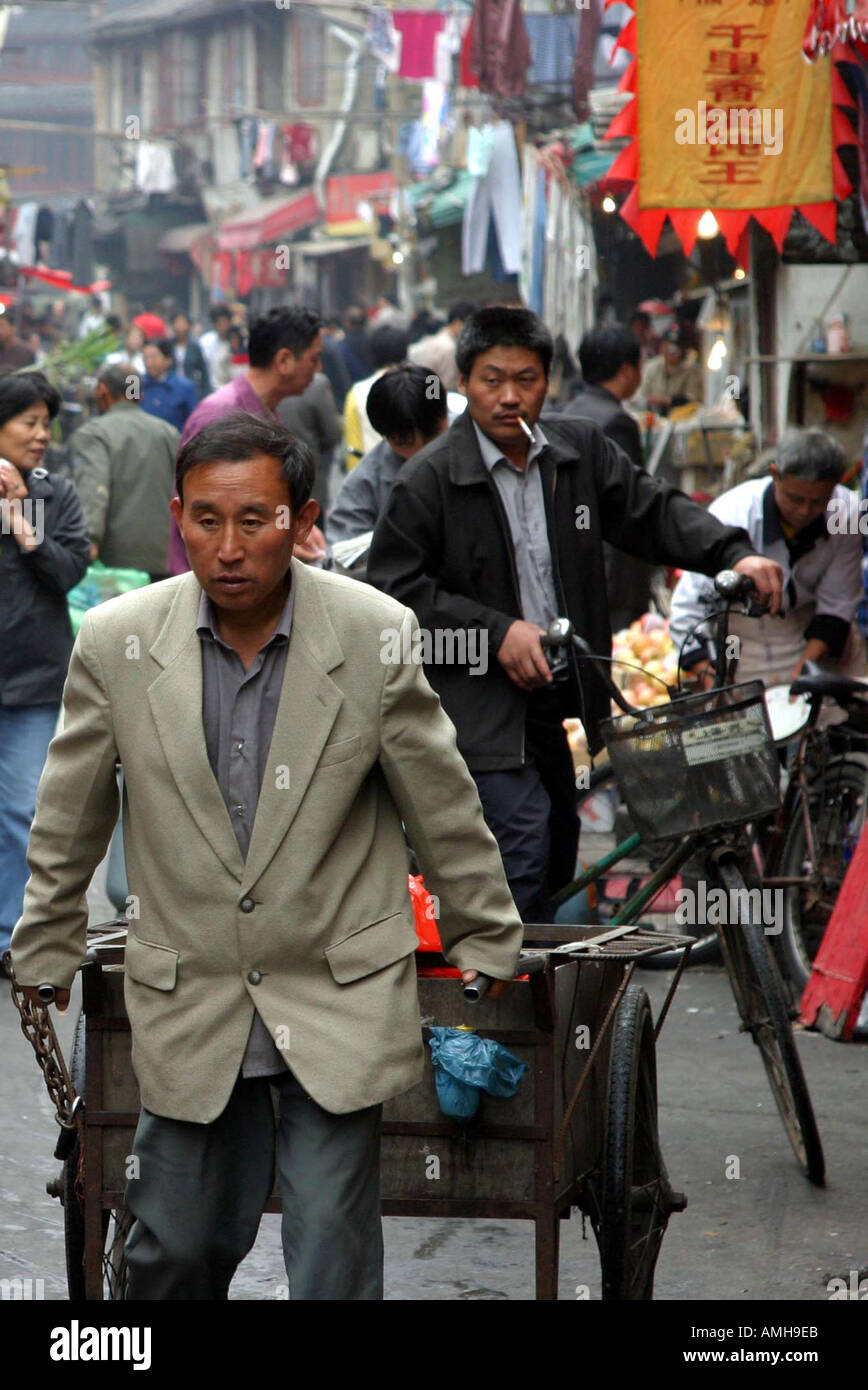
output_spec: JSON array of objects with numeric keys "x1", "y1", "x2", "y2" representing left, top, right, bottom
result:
[{"x1": 11, "y1": 561, "x2": 523, "y2": 1122}]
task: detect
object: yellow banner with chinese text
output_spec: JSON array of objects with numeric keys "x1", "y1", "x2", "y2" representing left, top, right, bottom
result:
[{"x1": 637, "y1": 0, "x2": 832, "y2": 209}]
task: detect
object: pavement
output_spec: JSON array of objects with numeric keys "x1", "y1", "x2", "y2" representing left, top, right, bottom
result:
[{"x1": 3, "y1": 922, "x2": 867, "y2": 1302}]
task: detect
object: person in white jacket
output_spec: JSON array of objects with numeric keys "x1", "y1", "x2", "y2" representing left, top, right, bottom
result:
[{"x1": 670, "y1": 428, "x2": 866, "y2": 689}]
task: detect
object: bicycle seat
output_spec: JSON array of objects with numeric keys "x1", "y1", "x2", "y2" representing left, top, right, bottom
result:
[{"x1": 789, "y1": 672, "x2": 868, "y2": 706}]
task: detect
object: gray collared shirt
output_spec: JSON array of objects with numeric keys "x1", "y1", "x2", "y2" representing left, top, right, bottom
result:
[
  {"x1": 471, "y1": 418, "x2": 560, "y2": 632},
  {"x1": 197, "y1": 582, "x2": 293, "y2": 1079}
]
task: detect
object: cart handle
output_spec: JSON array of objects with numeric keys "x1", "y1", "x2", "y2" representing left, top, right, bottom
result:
[{"x1": 463, "y1": 954, "x2": 547, "y2": 1002}]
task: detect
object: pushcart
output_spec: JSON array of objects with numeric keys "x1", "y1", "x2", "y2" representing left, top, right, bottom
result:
[{"x1": 8, "y1": 918, "x2": 691, "y2": 1302}]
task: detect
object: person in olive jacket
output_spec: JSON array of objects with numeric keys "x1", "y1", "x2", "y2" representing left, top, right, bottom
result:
[
  {"x1": 0, "y1": 371, "x2": 89, "y2": 955},
  {"x1": 367, "y1": 307, "x2": 783, "y2": 921}
]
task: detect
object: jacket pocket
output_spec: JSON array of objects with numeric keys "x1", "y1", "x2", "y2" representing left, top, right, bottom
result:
[
  {"x1": 318, "y1": 735, "x2": 362, "y2": 768},
  {"x1": 324, "y1": 911, "x2": 417, "y2": 984},
  {"x1": 124, "y1": 935, "x2": 179, "y2": 991}
]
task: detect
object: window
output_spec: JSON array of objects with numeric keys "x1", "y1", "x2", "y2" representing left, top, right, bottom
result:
[
  {"x1": 220, "y1": 25, "x2": 246, "y2": 116},
  {"x1": 120, "y1": 47, "x2": 142, "y2": 124},
  {"x1": 255, "y1": 15, "x2": 284, "y2": 113},
  {"x1": 294, "y1": 10, "x2": 325, "y2": 108}
]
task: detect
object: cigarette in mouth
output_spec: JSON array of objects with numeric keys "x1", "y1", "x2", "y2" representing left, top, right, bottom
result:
[{"x1": 517, "y1": 417, "x2": 534, "y2": 441}]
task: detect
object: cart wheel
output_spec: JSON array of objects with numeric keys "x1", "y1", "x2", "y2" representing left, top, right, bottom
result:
[
  {"x1": 63, "y1": 1013, "x2": 86, "y2": 1301},
  {"x1": 62, "y1": 1011, "x2": 132, "y2": 1300},
  {"x1": 597, "y1": 985, "x2": 680, "y2": 1301},
  {"x1": 715, "y1": 859, "x2": 825, "y2": 1185}
]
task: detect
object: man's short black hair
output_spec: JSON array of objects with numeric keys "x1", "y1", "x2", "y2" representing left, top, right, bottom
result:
[
  {"x1": 344, "y1": 304, "x2": 367, "y2": 331},
  {"x1": 455, "y1": 307, "x2": 553, "y2": 378},
  {"x1": 248, "y1": 307, "x2": 321, "y2": 369},
  {"x1": 369, "y1": 324, "x2": 409, "y2": 370},
  {"x1": 0, "y1": 370, "x2": 61, "y2": 426},
  {"x1": 366, "y1": 364, "x2": 448, "y2": 445},
  {"x1": 175, "y1": 410, "x2": 314, "y2": 512},
  {"x1": 210, "y1": 304, "x2": 232, "y2": 325},
  {"x1": 145, "y1": 337, "x2": 174, "y2": 361},
  {"x1": 578, "y1": 323, "x2": 641, "y2": 385},
  {"x1": 447, "y1": 300, "x2": 476, "y2": 324},
  {"x1": 172, "y1": 309, "x2": 190, "y2": 323}
]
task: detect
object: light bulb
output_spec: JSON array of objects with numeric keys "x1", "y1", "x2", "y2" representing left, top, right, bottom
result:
[
  {"x1": 734, "y1": 267, "x2": 746, "y2": 280},
  {"x1": 392, "y1": 251, "x2": 404, "y2": 265},
  {"x1": 697, "y1": 210, "x2": 719, "y2": 239},
  {"x1": 602, "y1": 195, "x2": 616, "y2": 214},
  {"x1": 707, "y1": 336, "x2": 727, "y2": 371}
]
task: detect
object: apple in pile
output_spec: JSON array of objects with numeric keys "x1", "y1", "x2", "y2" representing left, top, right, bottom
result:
[{"x1": 612, "y1": 613, "x2": 678, "y2": 708}]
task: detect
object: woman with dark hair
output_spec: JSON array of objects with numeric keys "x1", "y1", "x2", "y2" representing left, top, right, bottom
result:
[{"x1": 0, "y1": 371, "x2": 90, "y2": 955}]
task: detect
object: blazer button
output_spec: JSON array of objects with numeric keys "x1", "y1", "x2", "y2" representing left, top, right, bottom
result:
[
  {"x1": 239, "y1": 896, "x2": 255, "y2": 913},
  {"x1": 248, "y1": 970, "x2": 262, "y2": 985}
]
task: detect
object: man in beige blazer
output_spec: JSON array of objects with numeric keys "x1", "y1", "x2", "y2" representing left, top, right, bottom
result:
[{"x1": 11, "y1": 409, "x2": 524, "y2": 1301}]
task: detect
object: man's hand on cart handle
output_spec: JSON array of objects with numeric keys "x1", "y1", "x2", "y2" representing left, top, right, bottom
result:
[
  {"x1": 461, "y1": 970, "x2": 508, "y2": 1001},
  {"x1": 732, "y1": 556, "x2": 784, "y2": 616},
  {"x1": 20, "y1": 984, "x2": 70, "y2": 1013}
]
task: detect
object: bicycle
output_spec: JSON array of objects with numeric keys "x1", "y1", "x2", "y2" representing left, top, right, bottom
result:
[
  {"x1": 574, "y1": 598, "x2": 868, "y2": 992},
  {"x1": 543, "y1": 571, "x2": 825, "y2": 1184}
]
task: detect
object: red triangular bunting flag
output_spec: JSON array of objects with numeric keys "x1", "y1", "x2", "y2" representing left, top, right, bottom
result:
[
  {"x1": 606, "y1": 141, "x2": 638, "y2": 182},
  {"x1": 605, "y1": 97, "x2": 637, "y2": 141},
  {"x1": 754, "y1": 206, "x2": 794, "y2": 251},
  {"x1": 612, "y1": 13, "x2": 636, "y2": 57},
  {"x1": 617, "y1": 58, "x2": 637, "y2": 94},
  {"x1": 798, "y1": 201, "x2": 838, "y2": 243},
  {"x1": 667, "y1": 209, "x2": 702, "y2": 257}
]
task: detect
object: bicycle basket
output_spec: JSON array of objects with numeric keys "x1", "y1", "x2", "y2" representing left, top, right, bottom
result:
[{"x1": 600, "y1": 680, "x2": 780, "y2": 841}]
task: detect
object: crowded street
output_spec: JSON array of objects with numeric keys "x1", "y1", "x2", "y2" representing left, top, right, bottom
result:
[{"x1": 1, "y1": 0, "x2": 868, "y2": 1360}]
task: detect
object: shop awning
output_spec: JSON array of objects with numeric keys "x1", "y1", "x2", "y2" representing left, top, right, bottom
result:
[
  {"x1": 408, "y1": 171, "x2": 472, "y2": 229},
  {"x1": 217, "y1": 189, "x2": 320, "y2": 253},
  {"x1": 291, "y1": 236, "x2": 371, "y2": 257}
]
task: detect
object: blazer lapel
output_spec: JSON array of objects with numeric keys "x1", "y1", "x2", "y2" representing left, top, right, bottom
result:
[
  {"x1": 241, "y1": 560, "x2": 345, "y2": 890},
  {"x1": 147, "y1": 576, "x2": 245, "y2": 881}
]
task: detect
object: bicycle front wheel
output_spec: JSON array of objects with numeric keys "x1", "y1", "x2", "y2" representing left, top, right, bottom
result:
[
  {"x1": 777, "y1": 755, "x2": 868, "y2": 994},
  {"x1": 715, "y1": 858, "x2": 825, "y2": 1185}
]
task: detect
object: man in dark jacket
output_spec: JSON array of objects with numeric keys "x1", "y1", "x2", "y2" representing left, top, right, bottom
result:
[
  {"x1": 277, "y1": 370, "x2": 342, "y2": 512},
  {"x1": 171, "y1": 311, "x2": 212, "y2": 400},
  {"x1": 564, "y1": 323, "x2": 654, "y2": 631},
  {"x1": 74, "y1": 362, "x2": 179, "y2": 580},
  {"x1": 367, "y1": 306, "x2": 783, "y2": 920}
]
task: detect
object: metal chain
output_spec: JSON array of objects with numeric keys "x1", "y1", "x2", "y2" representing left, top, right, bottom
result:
[{"x1": 3, "y1": 952, "x2": 82, "y2": 1132}]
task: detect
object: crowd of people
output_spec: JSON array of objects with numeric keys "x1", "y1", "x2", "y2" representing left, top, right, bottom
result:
[{"x1": 3, "y1": 291, "x2": 864, "y2": 1300}]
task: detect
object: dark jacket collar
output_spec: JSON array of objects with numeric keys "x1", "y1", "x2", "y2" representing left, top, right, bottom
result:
[{"x1": 446, "y1": 408, "x2": 573, "y2": 486}]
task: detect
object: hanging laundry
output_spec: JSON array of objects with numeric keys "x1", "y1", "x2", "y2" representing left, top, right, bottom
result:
[
  {"x1": 366, "y1": 6, "x2": 402, "y2": 73},
  {"x1": 14, "y1": 202, "x2": 38, "y2": 266},
  {"x1": 572, "y1": 0, "x2": 603, "y2": 121},
  {"x1": 393, "y1": 11, "x2": 446, "y2": 81},
  {"x1": 236, "y1": 117, "x2": 258, "y2": 179},
  {"x1": 468, "y1": 0, "x2": 530, "y2": 99},
  {"x1": 459, "y1": 20, "x2": 480, "y2": 89},
  {"x1": 419, "y1": 82, "x2": 449, "y2": 170},
  {"x1": 253, "y1": 121, "x2": 277, "y2": 177},
  {"x1": 135, "y1": 142, "x2": 177, "y2": 195},
  {"x1": 525, "y1": 14, "x2": 578, "y2": 89},
  {"x1": 466, "y1": 123, "x2": 495, "y2": 178},
  {"x1": 285, "y1": 123, "x2": 316, "y2": 165},
  {"x1": 462, "y1": 119, "x2": 522, "y2": 277}
]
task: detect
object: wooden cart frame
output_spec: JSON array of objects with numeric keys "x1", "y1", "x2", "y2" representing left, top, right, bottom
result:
[{"x1": 27, "y1": 924, "x2": 690, "y2": 1301}]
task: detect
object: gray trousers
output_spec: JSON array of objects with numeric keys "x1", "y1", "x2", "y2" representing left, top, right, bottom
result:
[{"x1": 124, "y1": 1070, "x2": 383, "y2": 1300}]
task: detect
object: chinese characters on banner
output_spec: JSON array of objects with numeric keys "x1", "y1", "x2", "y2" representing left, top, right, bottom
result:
[
  {"x1": 604, "y1": 0, "x2": 855, "y2": 257},
  {"x1": 638, "y1": 0, "x2": 831, "y2": 210}
]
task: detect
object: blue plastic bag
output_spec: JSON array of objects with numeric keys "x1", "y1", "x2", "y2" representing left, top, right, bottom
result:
[{"x1": 428, "y1": 1026, "x2": 527, "y2": 1120}]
